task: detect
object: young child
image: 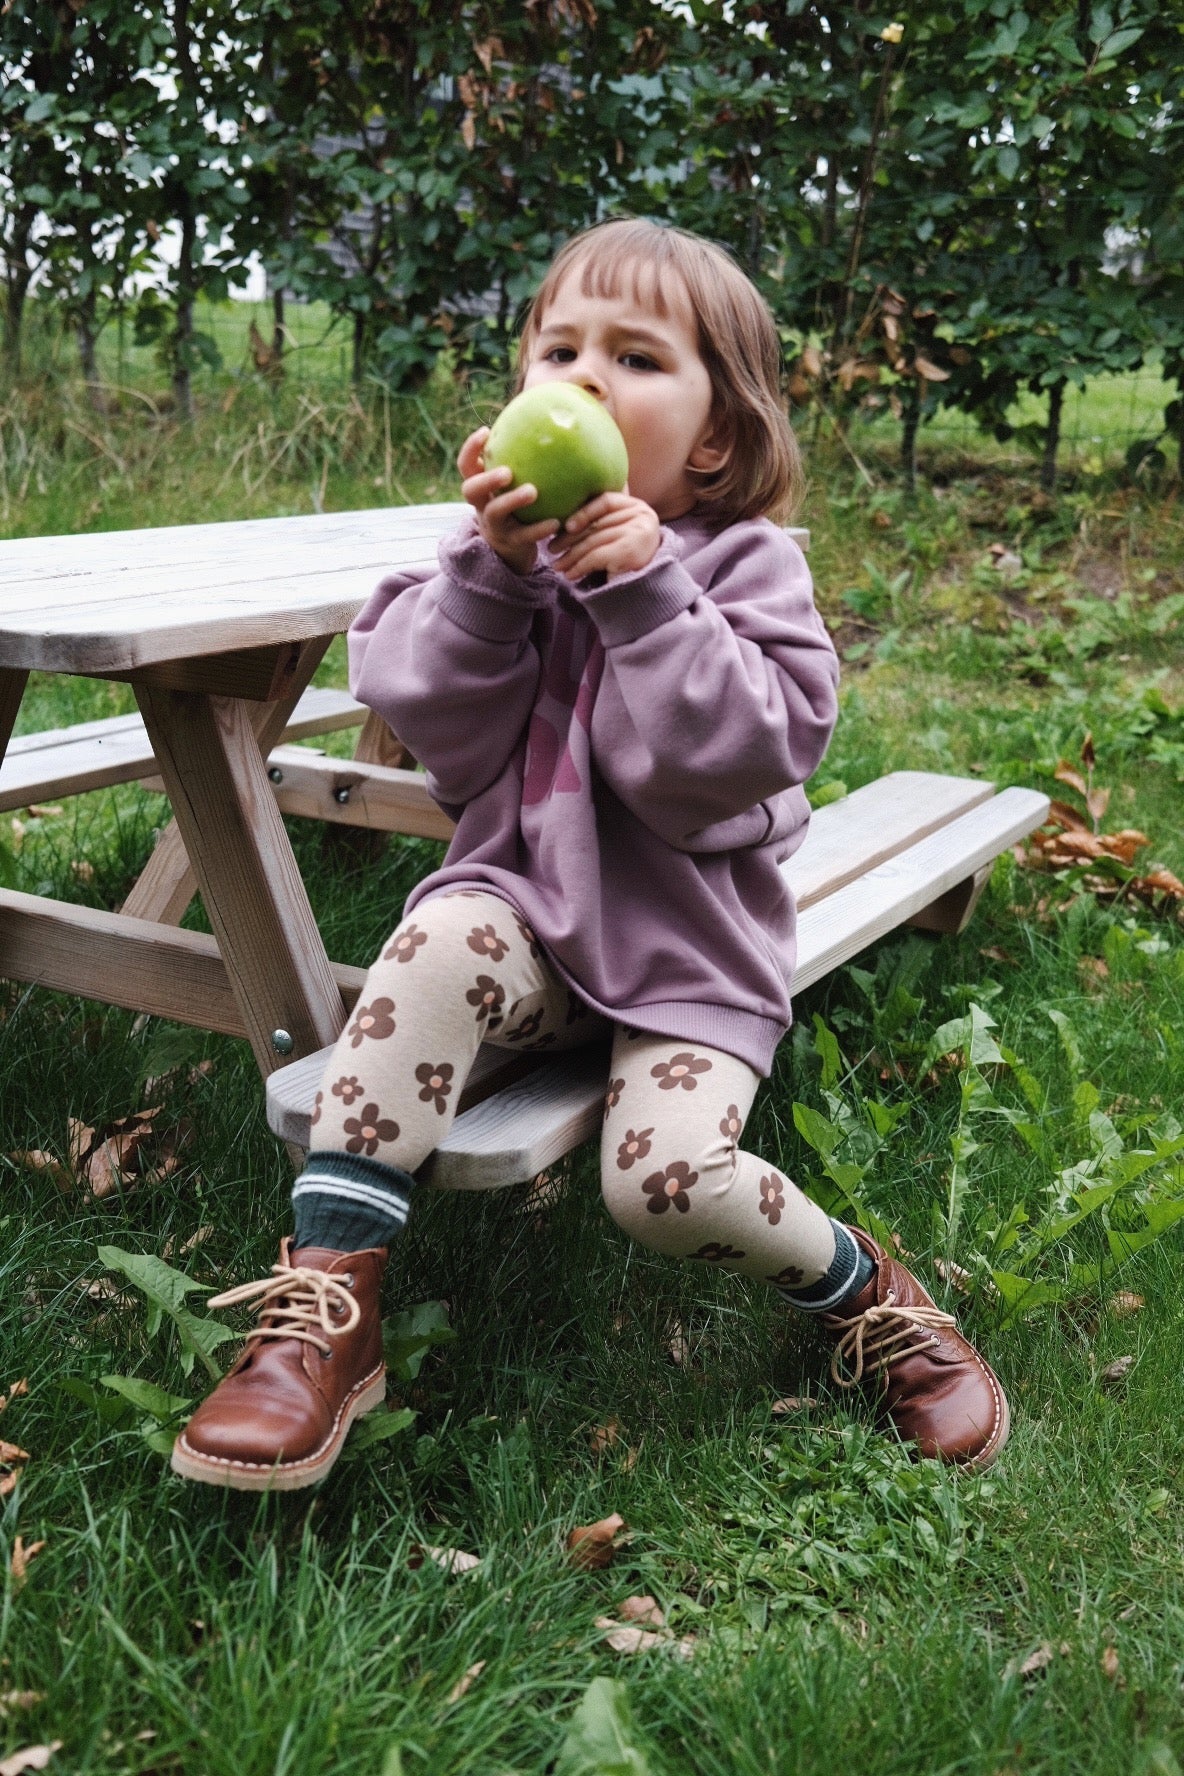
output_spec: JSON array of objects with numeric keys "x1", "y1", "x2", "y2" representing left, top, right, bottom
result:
[{"x1": 172, "y1": 218, "x2": 1009, "y2": 1491}]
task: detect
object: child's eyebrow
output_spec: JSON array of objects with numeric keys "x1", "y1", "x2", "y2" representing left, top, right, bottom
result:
[{"x1": 536, "y1": 319, "x2": 672, "y2": 351}]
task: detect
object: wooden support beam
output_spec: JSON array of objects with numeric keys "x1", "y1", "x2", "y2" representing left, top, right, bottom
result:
[
  {"x1": 0, "y1": 887, "x2": 366, "y2": 1035},
  {"x1": 134, "y1": 679, "x2": 347, "y2": 1070},
  {"x1": 264, "y1": 747, "x2": 454, "y2": 840}
]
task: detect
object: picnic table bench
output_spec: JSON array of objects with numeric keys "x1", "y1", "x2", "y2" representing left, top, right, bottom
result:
[{"x1": 0, "y1": 506, "x2": 1048, "y2": 1186}]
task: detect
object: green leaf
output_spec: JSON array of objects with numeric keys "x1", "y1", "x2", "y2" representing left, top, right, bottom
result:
[
  {"x1": 340, "y1": 1408, "x2": 416, "y2": 1457},
  {"x1": 1097, "y1": 25, "x2": 1143, "y2": 58},
  {"x1": 1048, "y1": 1010, "x2": 1084, "y2": 1074},
  {"x1": 96, "y1": 1245, "x2": 236, "y2": 1380},
  {"x1": 793, "y1": 1102, "x2": 841, "y2": 1160},
  {"x1": 100, "y1": 1375, "x2": 191, "y2": 1424},
  {"x1": 811, "y1": 1015, "x2": 843, "y2": 1090},
  {"x1": 554, "y1": 1678, "x2": 651, "y2": 1776},
  {"x1": 382, "y1": 1301, "x2": 454, "y2": 1383}
]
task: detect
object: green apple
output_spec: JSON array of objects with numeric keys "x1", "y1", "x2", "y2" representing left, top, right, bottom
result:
[{"x1": 483, "y1": 383, "x2": 629, "y2": 524}]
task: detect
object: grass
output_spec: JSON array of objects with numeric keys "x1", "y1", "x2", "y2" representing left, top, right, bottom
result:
[{"x1": 1, "y1": 339, "x2": 1184, "y2": 1773}]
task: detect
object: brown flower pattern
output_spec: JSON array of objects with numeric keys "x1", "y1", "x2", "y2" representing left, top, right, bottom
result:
[
  {"x1": 504, "y1": 1007, "x2": 544, "y2": 1042},
  {"x1": 332, "y1": 1075, "x2": 364, "y2": 1105},
  {"x1": 415, "y1": 1061, "x2": 454, "y2": 1114},
  {"x1": 758, "y1": 1172, "x2": 787, "y2": 1226},
  {"x1": 603, "y1": 1077, "x2": 625, "y2": 1119},
  {"x1": 383, "y1": 923, "x2": 427, "y2": 964},
  {"x1": 466, "y1": 975, "x2": 505, "y2": 1027},
  {"x1": 343, "y1": 1102, "x2": 400, "y2": 1156},
  {"x1": 310, "y1": 1089, "x2": 323, "y2": 1127},
  {"x1": 766, "y1": 1264, "x2": 805, "y2": 1288},
  {"x1": 515, "y1": 916, "x2": 540, "y2": 958},
  {"x1": 641, "y1": 1160, "x2": 699, "y2": 1215},
  {"x1": 467, "y1": 923, "x2": 510, "y2": 962},
  {"x1": 719, "y1": 1104, "x2": 744, "y2": 1141},
  {"x1": 347, "y1": 997, "x2": 396, "y2": 1047},
  {"x1": 691, "y1": 1242, "x2": 747, "y2": 1263},
  {"x1": 527, "y1": 1031, "x2": 557, "y2": 1050},
  {"x1": 616, "y1": 1127, "x2": 654, "y2": 1171},
  {"x1": 651, "y1": 1052, "x2": 713, "y2": 1092}
]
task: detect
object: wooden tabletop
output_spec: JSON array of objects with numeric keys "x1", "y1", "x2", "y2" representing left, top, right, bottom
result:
[{"x1": 0, "y1": 503, "x2": 467, "y2": 674}]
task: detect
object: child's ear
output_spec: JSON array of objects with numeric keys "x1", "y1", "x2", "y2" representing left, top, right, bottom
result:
[{"x1": 687, "y1": 416, "x2": 731, "y2": 475}]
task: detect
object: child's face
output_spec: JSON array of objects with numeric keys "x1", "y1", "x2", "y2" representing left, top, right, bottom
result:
[{"x1": 522, "y1": 267, "x2": 724, "y2": 523}]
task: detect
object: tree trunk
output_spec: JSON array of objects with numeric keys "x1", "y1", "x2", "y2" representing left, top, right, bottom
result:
[
  {"x1": 900, "y1": 375, "x2": 921, "y2": 494},
  {"x1": 272, "y1": 288, "x2": 285, "y2": 368},
  {"x1": 172, "y1": 208, "x2": 197, "y2": 421},
  {"x1": 2, "y1": 205, "x2": 38, "y2": 373},
  {"x1": 352, "y1": 308, "x2": 366, "y2": 385},
  {"x1": 1041, "y1": 378, "x2": 1065, "y2": 493},
  {"x1": 77, "y1": 283, "x2": 108, "y2": 413}
]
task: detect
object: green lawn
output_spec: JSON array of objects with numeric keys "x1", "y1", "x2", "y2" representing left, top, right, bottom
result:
[{"x1": 1, "y1": 364, "x2": 1183, "y2": 1774}]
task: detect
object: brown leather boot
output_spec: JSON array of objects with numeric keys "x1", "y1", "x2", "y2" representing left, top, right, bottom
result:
[
  {"x1": 171, "y1": 1239, "x2": 387, "y2": 1491},
  {"x1": 822, "y1": 1227, "x2": 1010, "y2": 1470}
]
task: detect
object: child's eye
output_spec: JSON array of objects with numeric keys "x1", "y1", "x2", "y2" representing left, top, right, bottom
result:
[
  {"x1": 621, "y1": 352, "x2": 659, "y2": 371},
  {"x1": 544, "y1": 346, "x2": 577, "y2": 363}
]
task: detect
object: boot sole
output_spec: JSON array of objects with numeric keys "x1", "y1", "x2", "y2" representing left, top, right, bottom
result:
[{"x1": 170, "y1": 1366, "x2": 387, "y2": 1492}]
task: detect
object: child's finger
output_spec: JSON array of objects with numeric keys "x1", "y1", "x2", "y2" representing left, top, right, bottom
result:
[
  {"x1": 456, "y1": 427, "x2": 491, "y2": 477},
  {"x1": 561, "y1": 491, "x2": 635, "y2": 534},
  {"x1": 461, "y1": 464, "x2": 514, "y2": 506}
]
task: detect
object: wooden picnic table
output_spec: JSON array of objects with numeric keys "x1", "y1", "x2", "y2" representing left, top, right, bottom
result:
[{"x1": 0, "y1": 504, "x2": 465, "y2": 1077}]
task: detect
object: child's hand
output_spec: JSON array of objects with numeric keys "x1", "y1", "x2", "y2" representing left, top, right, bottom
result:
[
  {"x1": 458, "y1": 427, "x2": 561, "y2": 577},
  {"x1": 546, "y1": 491, "x2": 661, "y2": 583}
]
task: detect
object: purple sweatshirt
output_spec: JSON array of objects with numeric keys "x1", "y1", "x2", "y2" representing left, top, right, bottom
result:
[{"x1": 348, "y1": 511, "x2": 840, "y2": 1076}]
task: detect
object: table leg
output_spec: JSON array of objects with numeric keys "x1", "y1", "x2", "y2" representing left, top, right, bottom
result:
[
  {"x1": 134, "y1": 681, "x2": 346, "y2": 1074},
  {"x1": 0, "y1": 669, "x2": 29, "y2": 761},
  {"x1": 121, "y1": 637, "x2": 331, "y2": 925}
]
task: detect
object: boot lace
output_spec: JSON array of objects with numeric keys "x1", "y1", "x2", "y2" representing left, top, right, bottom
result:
[
  {"x1": 826, "y1": 1289, "x2": 957, "y2": 1389},
  {"x1": 208, "y1": 1262, "x2": 360, "y2": 1358}
]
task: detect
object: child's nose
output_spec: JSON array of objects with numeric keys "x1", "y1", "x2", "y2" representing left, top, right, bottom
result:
[{"x1": 562, "y1": 360, "x2": 608, "y2": 401}]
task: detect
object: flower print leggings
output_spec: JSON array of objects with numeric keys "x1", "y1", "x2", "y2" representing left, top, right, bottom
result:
[{"x1": 310, "y1": 890, "x2": 838, "y2": 1289}]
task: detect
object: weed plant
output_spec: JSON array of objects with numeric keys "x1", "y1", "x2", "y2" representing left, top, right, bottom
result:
[{"x1": 0, "y1": 352, "x2": 1183, "y2": 1774}]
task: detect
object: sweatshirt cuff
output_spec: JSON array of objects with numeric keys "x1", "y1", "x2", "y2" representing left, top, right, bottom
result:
[
  {"x1": 436, "y1": 522, "x2": 561, "y2": 642},
  {"x1": 566, "y1": 536, "x2": 701, "y2": 647}
]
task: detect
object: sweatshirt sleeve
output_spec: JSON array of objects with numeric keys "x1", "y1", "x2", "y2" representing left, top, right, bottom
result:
[
  {"x1": 569, "y1": 521, "x2": 839, "y2": 848},
  {"x1": 347, "y1": 519, "x2": 563, "y2": 812}
]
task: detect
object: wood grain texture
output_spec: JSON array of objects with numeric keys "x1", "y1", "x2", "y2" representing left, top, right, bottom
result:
[
  {"x1": 265, "y1": 747, "x2": 454, "y2": 839},
  {"x1": 122, "y1": 637, "x2": 330, "y2": 928},
  {"x1": 134, "y1": 682, "x2": 347, "y2": 1069},
  {"x1": 1, "y1": 685, "x2": 365, "y2": 812},
  {"x1": 784, "y1": 771, "x2": 993, "y2": 908},
  {"x1": 0, "y1": 508, "x2": 806, "y2": 672},
  {"x1": 0, "y1": 668, "x2": 31, "y2": 765},
  {"x1": 0, "y1": 887, "x2": 368, "y2": 1034},
  {"x1": 907, "y1": 861, "x2": 993, "y2": 935},
  {"x1": 266, "y1": 784, "x2": 1049, "y2": 1171},
  {"x1": 353, "y1": 707, "x2": 416, "y2": 771}
]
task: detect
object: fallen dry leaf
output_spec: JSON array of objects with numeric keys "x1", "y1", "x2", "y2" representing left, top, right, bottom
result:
[
  {"x1": 9, "y1": 1537, "x2": 45, "y2": 1590},
  {"x1": 0, "y1": 1438, "x2": 30, "y2": 1499},
  {"x1": 408, "y1": 1544, "x2": 481, "y2": 1576},
  {"x1": 567, "y1": 1513, "x2": 625, "y2": 1571},
  {"x1": 933, "y1": 1258, "x2": 972, "y2": 1294},
  {"x1": 1107, "y1": 1292, "x2": 1144, "y2": 1320},
  {"x1": 771, "y1": 1395, "x2": 817, "y2": 1416},
  {"x1": 1100, "y1": 1355, "x2": 1136, "y2": 1389},
  {"x1": 0, "y1": 1380, "x2": 28, "y2": 1414},
  {"x1": 70, "y1": 858, "x2": 94, "y2": 883},
  {"x1": 589, "y1": 1418, "x2": 621, "y2": 1459},
  {"x1": 0, "y1": 1695, "x2": 43, "y2": 1718},
  {"x1": 24, "y1": 805, "x2": 63, "y2": 820},
  {"x1": 1013, "y1": 1642, "x2": 1054, "y2": 1680},
  {"x1": 666, "y1": 1321, "x2": 690, "y2": 1367},
  {"x1": 617, "y1": 1595, "x2": 665, "y2": 1627},
  {"x1": 0, "y1": 1747, "x2": 62, "y2": 1776},
  {"x1": 6, "y1": 1151, "x2": 72, "y2": 1191},
  {"x1": 594, "y1": 1615, "x2": 694, "y2": 1659},
  {"x1": 979, "y1": 945, "x2": 1016, "y2": 966},
  {"x1": 1100, "y1": 1645, "x2": 1121, "y2": 1683},
  {"x1": 446, "y1": 1659, "x2": 486, "y2": 1703}
]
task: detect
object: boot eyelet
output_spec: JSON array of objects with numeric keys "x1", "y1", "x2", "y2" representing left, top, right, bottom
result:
[
  {"x1": 342, "y1": 1273, "x2": 355, "y2": 1290},
  {"x1": 320, "y1": 1344, "x2": 333, "y2": 1360}
]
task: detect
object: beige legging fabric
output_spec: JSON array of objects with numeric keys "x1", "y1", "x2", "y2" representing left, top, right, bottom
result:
[{"x1": 310, "y1": 890, "x2": 838, "y2": 1290}]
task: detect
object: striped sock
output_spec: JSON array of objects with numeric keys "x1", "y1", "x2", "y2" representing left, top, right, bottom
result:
[
  {"x1": 776, "y1": 1219, "x2": 875, "y2": 1314},
  {"x1": 290, "y1": 1150, "x2": 414, "y2": 1253}
]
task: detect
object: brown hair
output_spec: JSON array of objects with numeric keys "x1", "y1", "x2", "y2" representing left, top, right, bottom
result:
[{"x1": 514, "y1": 217, "x2": 803, "y2": 526}]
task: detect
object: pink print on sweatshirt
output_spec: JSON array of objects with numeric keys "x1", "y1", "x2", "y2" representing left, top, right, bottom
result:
[{"x1": 522, "y1": 604, "x2": 605, "y2": 806}]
